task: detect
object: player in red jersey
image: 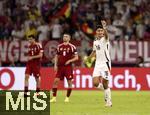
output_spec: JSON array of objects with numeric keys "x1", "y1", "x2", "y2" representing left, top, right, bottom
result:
[
  {"x1": 24, "y1": 35, "x2": 43, "y2": 97},
  {"x1": 50, "y1": 33, "x2": 79, "y2": 102}
]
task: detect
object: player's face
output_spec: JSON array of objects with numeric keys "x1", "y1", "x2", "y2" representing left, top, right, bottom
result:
[
  {"x1": 63, "y1": 34, "x2": 70, "y2": 42},
  {"x1": 96, "y1": 28, "x2": 105, "y2": 38}
]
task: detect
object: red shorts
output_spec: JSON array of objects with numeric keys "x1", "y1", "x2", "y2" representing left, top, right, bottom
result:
[
  {"x1": 56, "y1": 66, "x2": 73, "y2": 80},
  {"x1": 25, "y1": 61, "x2": 41, "y2": 78}
]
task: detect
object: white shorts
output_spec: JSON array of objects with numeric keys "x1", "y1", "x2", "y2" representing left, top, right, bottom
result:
[{"x1": 92, "y1": 62, "x2": 111, "y2": 80}]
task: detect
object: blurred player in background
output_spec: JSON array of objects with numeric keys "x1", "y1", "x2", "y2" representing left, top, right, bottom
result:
[
  {"x1": 50, "y1": 33, "x2": 78, "y2": 102},
  {"x1": 24, "y1": 35, "x2": 43, "y2": 97},
  {"x1": 86, "y1": 20, "x2": 112, "y2": 107}
]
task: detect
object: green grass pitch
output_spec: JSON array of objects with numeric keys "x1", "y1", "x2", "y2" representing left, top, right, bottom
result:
[
  {"x1": 50, "y1": 91, "x2": 150, "y2": 115},
  {"x1": 0, "y1": 91, "x2": 149, "y2": 115}
]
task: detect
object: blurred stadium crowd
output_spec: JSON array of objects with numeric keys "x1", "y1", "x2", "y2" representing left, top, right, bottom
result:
[{"x1": 0, "y1": 0, "x2": 150, "y2": 67}]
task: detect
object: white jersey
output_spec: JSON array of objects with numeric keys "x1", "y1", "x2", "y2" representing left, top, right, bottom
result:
[
  {"x1": 93, "y1": 37, "x2": 111, "y2": 64},
  {"x1": 92, "y1": 37, "x2": 111, "y2": 79}
]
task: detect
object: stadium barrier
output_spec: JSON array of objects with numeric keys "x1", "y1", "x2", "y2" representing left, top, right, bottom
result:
[
  {"x1": 0, "y1": 40, "x2": 150, "y2": 65},
  {"x1": 0, "y1": 67, "x2": 150, "y2": 91}
]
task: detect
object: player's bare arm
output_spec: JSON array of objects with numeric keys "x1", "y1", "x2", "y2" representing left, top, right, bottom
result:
[
  {"x1": 28, "y1": 52, "x2": 43, "y2": 61},
  {"x1": 89, "y1": 50, "x2": 96, "y2": 58},
  {"x1": 54, "y1": 54, "x2": 58, "y2": 72},
  {"x1": 101, "y1": 20, "x2": 109, "y2": 40},
  {"x1": 65, "y1": 54, "x2": 79, "y2": 65},
  {"x1": 85, "y1": 51, "x2": 96, "y2": 62}
]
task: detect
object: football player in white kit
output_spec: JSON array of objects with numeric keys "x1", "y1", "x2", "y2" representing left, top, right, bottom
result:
[{"x1": 87, "y1": 20, "x2": 112, "y2": 107}]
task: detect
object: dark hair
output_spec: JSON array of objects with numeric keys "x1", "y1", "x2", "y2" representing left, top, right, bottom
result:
[
  {"x1": 28, "y1": 35, "x2": 36, "y2": 39},
  {"x1": 63, "y1": 32, "x2": 71, "y2": 38},
  {"x1": 96, "y1": 25, "x2": 103, "y2": 30}
]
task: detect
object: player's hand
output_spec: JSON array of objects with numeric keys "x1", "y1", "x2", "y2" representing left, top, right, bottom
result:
[
  {"x1": 28, "y1": 56, "x2": 33, "y2": 61},
  {"x1": 101, "y1": 20, "x2": 107, "y2": 29},
  {"x1": 65, "y1": 60, "x2": 71, "y2": 65}
]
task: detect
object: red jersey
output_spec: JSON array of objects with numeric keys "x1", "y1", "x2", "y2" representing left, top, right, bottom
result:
[
  {"x1": 28, "y1": 42, "x2": 43, "y2": 63},
  {"x1": 57, "y1": 43, "x2": 77, "y2": 66}
]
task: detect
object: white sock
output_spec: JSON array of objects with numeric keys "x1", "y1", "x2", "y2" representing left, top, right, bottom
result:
[
  {"x1": 96, "y1": 83, "x2": 104, "y2": 90},
  {"x1": 104, "y1": 88, "x2": 111, "y2": 102}
]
